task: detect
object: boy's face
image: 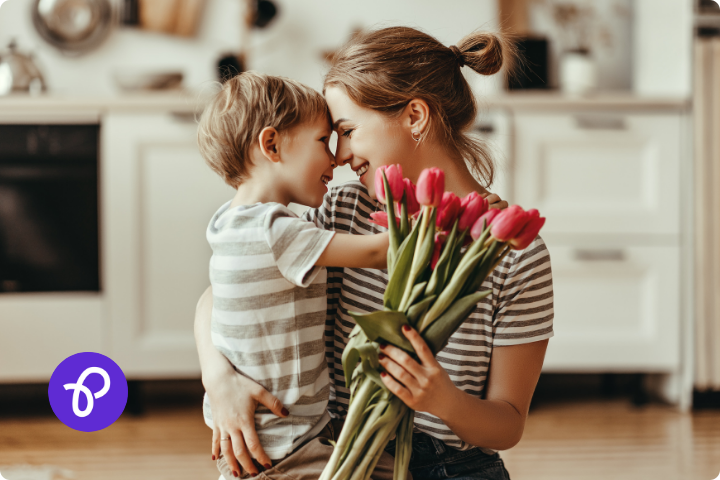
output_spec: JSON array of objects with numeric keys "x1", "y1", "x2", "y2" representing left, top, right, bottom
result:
[{"x1": 280, "y1": 115, "x2": 336, "y2": 208}]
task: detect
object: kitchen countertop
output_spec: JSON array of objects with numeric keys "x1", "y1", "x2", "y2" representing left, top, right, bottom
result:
[
  {"x1": 0, "y1": 90, "x2": 691, "y2": 123},
  {"x1": 0, "y1": 91, "x2": 206, "y2": 123},
  {"x1": 481, "y1": 91, "x2": 691, "y2": 111}
]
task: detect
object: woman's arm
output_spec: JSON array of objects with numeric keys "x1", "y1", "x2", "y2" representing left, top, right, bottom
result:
[
  {"x1": 378, "y1": 327, "x2": 548, "y2": 451},
  {"x1": 315, "y1": 232, "x2": 389, "y2": 269},
  {"x1": 194, "y1": 287, "x2": 288, "y2": 476}
]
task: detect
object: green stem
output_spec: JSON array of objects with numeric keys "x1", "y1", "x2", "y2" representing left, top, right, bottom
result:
[
  {"x1": 351, "y1": 400, "x2": 406, "y2": 480},
  {"x1": 320, "y1": 378, "x2": 379, "y2": 480},
  {"x1": 331, "y1": 391, "x2": 393, "y2": 480}
]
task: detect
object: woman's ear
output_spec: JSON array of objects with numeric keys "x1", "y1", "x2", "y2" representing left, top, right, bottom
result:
[
  {"x1": 404, "y1": 98, "x2": 431, "y2": 137},
  {"x1": 258, "y1": 127, "x2": 282, "y2": 163}
]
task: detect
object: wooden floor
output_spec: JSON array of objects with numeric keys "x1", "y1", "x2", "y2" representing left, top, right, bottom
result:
[{"x1": 1, "y1": 378, "x2": 719, "y2": 480}]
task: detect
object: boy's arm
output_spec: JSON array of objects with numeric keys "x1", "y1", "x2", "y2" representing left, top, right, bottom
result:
[{"x1": 315, "y1": 232, "x2": 389, "y2": 269}]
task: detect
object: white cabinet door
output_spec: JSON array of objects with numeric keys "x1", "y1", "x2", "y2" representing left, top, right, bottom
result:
[
  {"x1": 514, "y1": 113, "x2": 681, "y2": 235},
  {"x1": 102, "y1": 113, "x2": 235, "y2": 377},
  {"x1": 542, "y1": 243, "x2": 681, "y2": 372}
]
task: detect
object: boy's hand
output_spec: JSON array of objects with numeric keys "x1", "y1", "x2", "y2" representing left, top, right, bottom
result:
[{"x1": 482, "y1": 192, "x2": 508, "y2": 210}]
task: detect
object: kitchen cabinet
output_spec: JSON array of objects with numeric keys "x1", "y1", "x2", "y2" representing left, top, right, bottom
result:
[
  {"x1": 541, "y1": 243, "x2": 680, "y2": 371},
  {"x1": 513, "y1": 113, "x2": 682, "y2": 236},
  {"x1": 500, "y1": 105, "x2": 690, "y2": 406},
  {"x1": 102, "y1": 112, "x2": 234, "y2": 378}
]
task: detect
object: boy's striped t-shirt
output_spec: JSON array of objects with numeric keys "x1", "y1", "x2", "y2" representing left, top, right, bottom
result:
[
  {"x1": 302, "y1": 181, "x2": 554, "y2": 454},
  {"x1": 203, "y1": 201, "x2": 336, "y2": 460}
]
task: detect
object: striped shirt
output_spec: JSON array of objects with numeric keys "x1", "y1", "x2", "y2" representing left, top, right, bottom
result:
[
  {"x1": 203, "y1": 201, "x2": 336, "y2": 460},
  {"x1": 302, "y1": 182, "x2": 554, "y2": 454}
]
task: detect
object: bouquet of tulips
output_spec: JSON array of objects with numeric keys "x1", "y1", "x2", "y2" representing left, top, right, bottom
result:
[{"x1": 319, "y1": 166, "x2": 545, "y2": 480}]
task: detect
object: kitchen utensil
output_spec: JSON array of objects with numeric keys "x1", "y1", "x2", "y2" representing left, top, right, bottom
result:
[
  {"x1": 0, "y1": 40, "x2": 46, "y2": 96},
  {"x1": 137, "y1": 0, "x2": 205, "y2": 37},
  {"x1": 32, "y1": 0, "x2": 113, "y2": 55},
  {"x1": 113, "y1": 70, "x2": 184, "y2": 91}
]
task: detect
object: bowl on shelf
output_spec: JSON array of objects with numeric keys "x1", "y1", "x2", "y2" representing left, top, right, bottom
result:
[{"x1": 112, "y1": 70, "x2": 184, "y2": 92}]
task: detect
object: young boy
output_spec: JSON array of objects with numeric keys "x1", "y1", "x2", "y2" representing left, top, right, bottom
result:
[{"x1": 197, "y1": 72, "x2": 392, "y2": 480}]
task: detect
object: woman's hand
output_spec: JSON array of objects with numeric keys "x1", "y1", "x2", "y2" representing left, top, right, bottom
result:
[
  {"x1": 482, "y1": 192, "x2": 508, "y2": 210},
  {"x1": 377, "y1": 325, "x2": 458, "y2": 417},
  {"x1": 206, "y1": 370, "x2": 288, "y2": 477},
  {"x1": 195, "y1": 286, "x2": 287, "y2": 477}
]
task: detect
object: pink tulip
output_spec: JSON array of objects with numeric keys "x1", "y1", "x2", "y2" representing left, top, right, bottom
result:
[
  {"x1": 431, "y1": 232, "x2": 446, "y2": 270},
  {"x1": 470, "y1": 208, "x2": 501, "y2": 240},
  {"x1": 490, "y1": 205, "x2": 531, "y2": 242},
  {"x1": 402, "y1": 178, "x2": 421, "y2": 216},
  {"x1": 416, "y1": 168, "x2": 445, "y2": 207},
  {"x1": 458, "y1": 192, "x2": 489, "y2": 231},
  {"x1": 368, "y1": 211, "x2": 399, "y2": 229},
  {"x1": 510, "y1": 215, "x2": 546, "y2": 250},
  {"x1": 436, "y1": 192, "x2": 462, "y2": 232},
  {"x1": 374, "y1": 165, "x2": 404, "y2": 204}
]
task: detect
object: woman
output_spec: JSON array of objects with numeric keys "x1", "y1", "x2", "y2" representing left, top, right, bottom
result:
[{"x1": 195, "y1": 27, "x2": 553, "y2": 480}]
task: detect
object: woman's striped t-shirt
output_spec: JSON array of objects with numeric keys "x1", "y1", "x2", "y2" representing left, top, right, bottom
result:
[{"x1": 302, "y1": 181, "x2": 554, "y2": 453}]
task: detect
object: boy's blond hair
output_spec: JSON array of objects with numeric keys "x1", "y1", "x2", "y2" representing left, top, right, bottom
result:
[{"x1": 198, "y1": 72, "x2": 329, "y2": 188}]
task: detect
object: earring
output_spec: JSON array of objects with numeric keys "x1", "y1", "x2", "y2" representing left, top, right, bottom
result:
[{"x1": 411, "y1": 131, "x2": 421, "y2": 142}]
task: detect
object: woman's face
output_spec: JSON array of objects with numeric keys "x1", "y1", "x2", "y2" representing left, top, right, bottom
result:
[{"x1": 325, "y1": 86, "x2": 419, "y2": 199}]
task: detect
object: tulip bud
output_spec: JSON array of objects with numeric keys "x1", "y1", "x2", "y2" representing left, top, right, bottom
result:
[
  {"x1": 368, "y1": 211, "x2": 399, "y2": 229},
  {"x1": 374, "y1": 165, "x2": 404, "y2": 204},
  {"x1": 416, "y1": 168, "x2": 445, "y2": 207},
  {"x1": 490, "y1": 205, "x2": 531, "y2": 242},
  {"x1": 510, "y1": 214, "x2": 546, "y2": 250},
  {"x1": 458, "y1": 192, "x2": 489, "y2": 231},
  {"x1": 436, "y1": 192, "x2": 461, "y2": 232},
  {"x1": 470, "y1": 209, "x2": 501, "y2": 240},
  {"x1": 402, "y1": 178, "x2": 421, "y2": 216}
]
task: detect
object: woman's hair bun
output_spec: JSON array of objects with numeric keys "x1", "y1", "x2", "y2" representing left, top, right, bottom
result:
[{"x1": 455, "y1": 32, "x2": 507, "y2": 76}]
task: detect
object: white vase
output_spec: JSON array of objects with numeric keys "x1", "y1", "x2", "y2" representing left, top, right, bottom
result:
[{"x1": 559, "y1": 51, "x2": 597, "y2": 95}]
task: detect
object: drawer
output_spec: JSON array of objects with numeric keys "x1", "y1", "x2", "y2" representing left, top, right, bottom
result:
[
  {"x1": 542, "y1": 243, "x2": 680, "y2": 371},
  {"x1": 514, "y1": 113, "x2": 681, "y2": 235}
]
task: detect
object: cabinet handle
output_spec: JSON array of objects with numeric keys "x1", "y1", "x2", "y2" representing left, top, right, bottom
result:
[
  {"x1": 574, "y1": 249, "x2": 625, "y2": 262},
  {"x1": 474, "y1": 123, "x2": 495, "y2": 134},
  {"x1": 574, "y1": 115, "x2": 626, "y2": 130}
]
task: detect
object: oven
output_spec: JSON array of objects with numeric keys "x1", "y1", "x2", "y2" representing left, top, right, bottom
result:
[{"x1": 0, "y1": 124, "x2": 100, "y2": 293}]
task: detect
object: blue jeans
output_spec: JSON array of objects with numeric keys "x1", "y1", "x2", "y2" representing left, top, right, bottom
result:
[{"x1": 385, "y1": 432, "x2": 511, "y2": 480}]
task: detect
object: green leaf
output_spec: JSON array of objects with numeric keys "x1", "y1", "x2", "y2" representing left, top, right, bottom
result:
[
  {"x1": 422, "y1": 290, "x2": 491, "y2": 354},
  {"x1": 408, "y1": 281, "x2": 427, "y2": 307},
  {"x1": 382, "y1": 171, "x2": 401, "y2": 257},
  {"x1": 406, "y1": 295, "x2": 436, "y2": 326},
  {"x1": 400, "y1": 192, "x2": 410, "y2": 239},
  {"x1": 417, "y1": 248, "x2": 486, "y2": 332},
  {"x1": 425, "y1": 221, "x2": 459, "y2": 297},
  {"x1": 341, "y1": 325, "x2": 368, "y2": 388},
  {"x1": 461, "y1": 241, "x2": 502, "y2": 297},
  {"x1": 383, "y1": 221, "x2": 420, "y2": 310},
  {"x1": 349, "y1": 310, "x2": 415, "y2": 352}
]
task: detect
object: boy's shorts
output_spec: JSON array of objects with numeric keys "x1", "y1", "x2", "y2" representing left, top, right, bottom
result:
[{"x1": 217, "y1": 418, "x2": 410, "y2": 480}]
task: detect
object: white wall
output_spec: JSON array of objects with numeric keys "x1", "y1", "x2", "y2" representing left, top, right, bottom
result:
[
  {"x1": 633, "y1": 0, "x2": 693, "y2": 97},
  {"x1": 0, "y1": 0, "x2": 499, "y2": 96}
]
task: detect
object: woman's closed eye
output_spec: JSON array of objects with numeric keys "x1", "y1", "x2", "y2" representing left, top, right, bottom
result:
[{"x1": 341, "y1": 129, "x2": 354, "y2": 138}]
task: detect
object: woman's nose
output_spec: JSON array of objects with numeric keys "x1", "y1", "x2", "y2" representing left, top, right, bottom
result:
[{"x1": 334, "y1": 140, "x2": 352, "y2": 166}]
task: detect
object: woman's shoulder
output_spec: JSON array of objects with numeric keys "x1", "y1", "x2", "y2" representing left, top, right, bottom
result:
[
  {"x1": 325, "y1": 181, "x2": 378, "y2": 218},
  {"x1": 490, "y1": 235, "x2": 554, "y2": 344},
  {"x1": 497, "y1": 235, "x2": 552, "y2": 282}
]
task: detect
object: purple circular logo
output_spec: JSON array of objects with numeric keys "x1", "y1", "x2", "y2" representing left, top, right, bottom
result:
[{"x1": 48, "y1": 352, "x2": 128, "y2": 432}]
